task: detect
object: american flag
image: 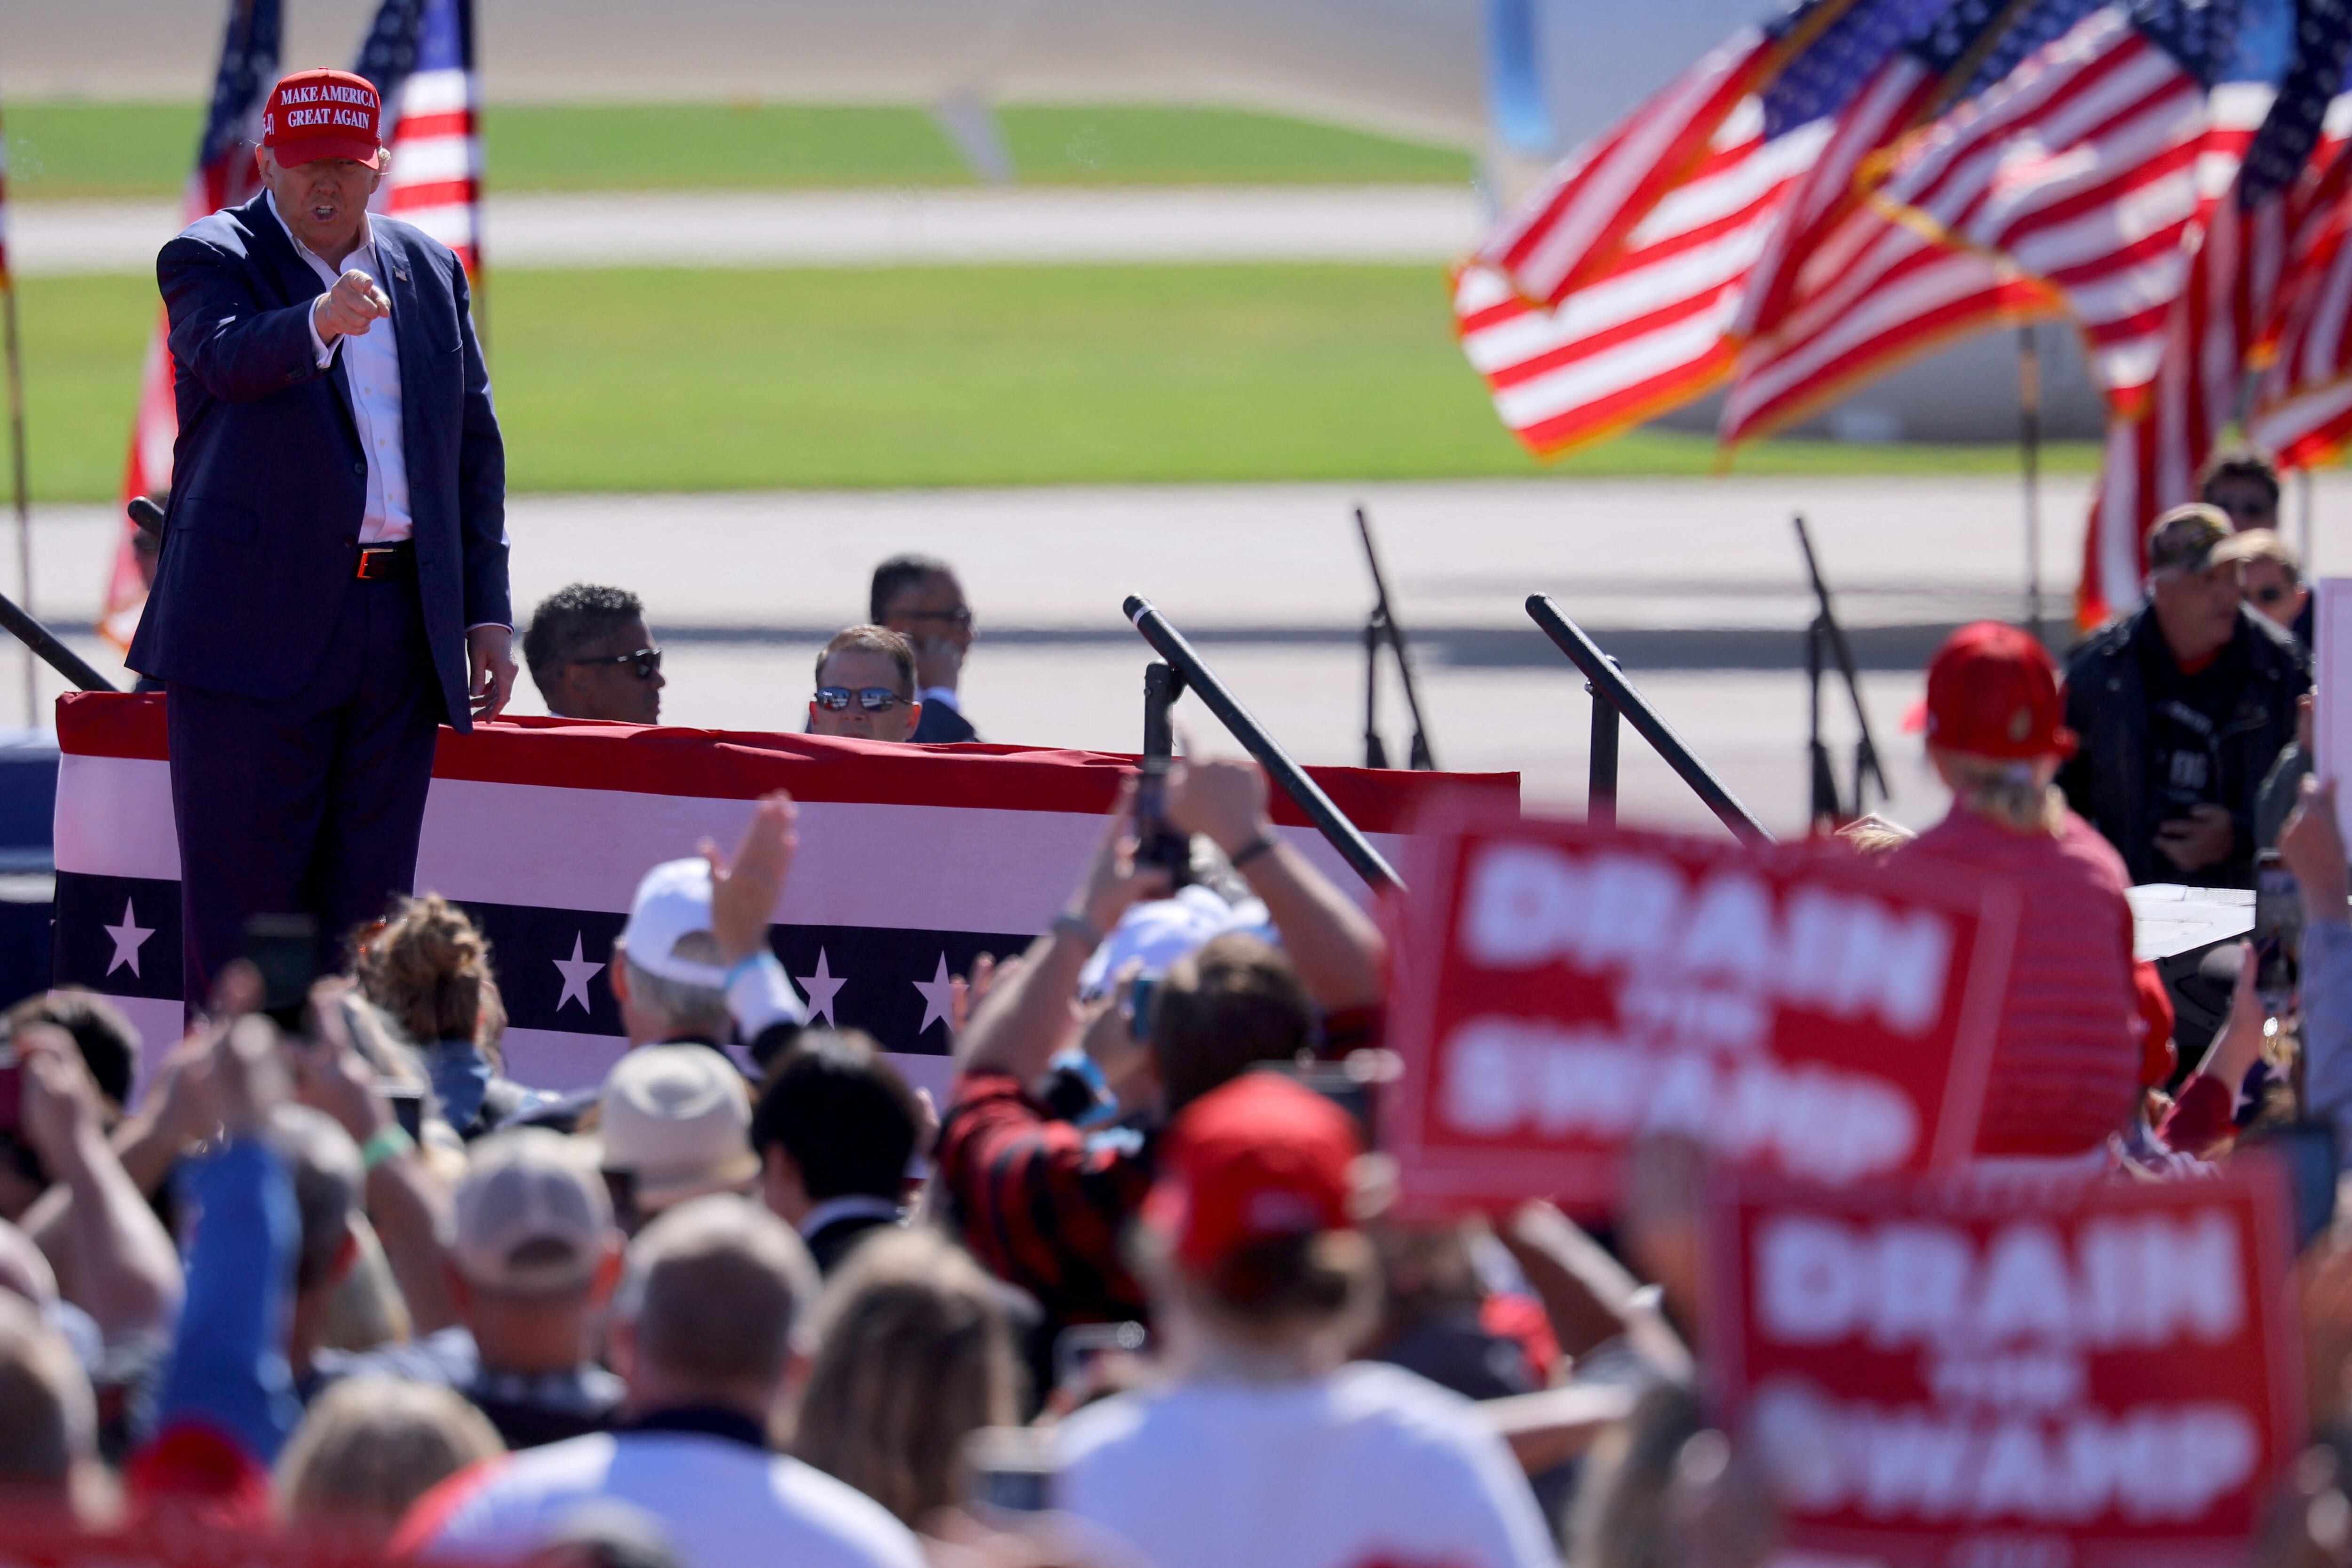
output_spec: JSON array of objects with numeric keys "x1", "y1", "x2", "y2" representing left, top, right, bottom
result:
[
  {"x1": 2080, "y1": 4, "x2": 2349, "y2": 625},
  {"x1": 102, "y1": 0, "x2": 280, "y2": 651},
  {"x1": 50, "y1": 693, "x2": 1508, "y2": 1097},
  {"x1": 2249, "y1": 61, "x2": 2352, "y2": 463},
  {"x1": 1454, "y1": 0, "x2": 1954, "y2": 458},
  {"x1": 1719, "y1": 0, "x2": 2102, "y2": 444},
  {"x1": 1868, "y1": 0, "x2": 2254, "y2": 419},
  {"x1": 356, "y1": 0, "x2": 483, "y2": 275},
  {"x1": 1476, "y1": 0, "x2": 1870, "y2": 310}
]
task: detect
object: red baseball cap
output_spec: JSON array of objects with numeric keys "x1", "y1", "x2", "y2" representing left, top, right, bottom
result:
[
  {"x1": 1923, "y1": 621, "x2": 2076, "y2": 761},
  {"x1": 1143, "y1": 1072, "x2": 1361, "y2": 1273},
  {"x1": 261, "y1": 70, "x2": 386, "y2": 168}
]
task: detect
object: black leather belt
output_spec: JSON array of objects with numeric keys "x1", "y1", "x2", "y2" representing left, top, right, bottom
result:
[{"x1": 354, "y1": 541, "x2": 414, "y2": 581}]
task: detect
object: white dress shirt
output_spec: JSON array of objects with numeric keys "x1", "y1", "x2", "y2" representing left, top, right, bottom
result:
[
  {"x1": 796, "y1": 1194, "x2": 902, "y2": 1244},
  {"x1": 270, "y1": 192, "x2": 411, "y2": 544}
]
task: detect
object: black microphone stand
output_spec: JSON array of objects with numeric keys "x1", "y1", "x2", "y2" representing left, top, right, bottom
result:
[
  {"x1": 1794, "y1": 514, "x2": 1886, "y2": 828},
  {"x1": 1354, "y1": 506, "x2": 1436, "y2": 770}
]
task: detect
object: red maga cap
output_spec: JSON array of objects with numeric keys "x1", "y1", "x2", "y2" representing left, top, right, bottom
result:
[
  {"x1": 1143, "y1": 1071, "x2": 1361, "y2": 1274},
  {"x1": 1923, "y1": 620, "x2": 2076, "y2": 761},
  {"x1": 262, "y1": 70, "x2": 385, "y2": 168}
]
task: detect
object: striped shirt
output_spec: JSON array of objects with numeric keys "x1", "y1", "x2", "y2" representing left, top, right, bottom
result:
[{"x1": 936, "y1": 1070, "x2": 1155, "y2": 1329}]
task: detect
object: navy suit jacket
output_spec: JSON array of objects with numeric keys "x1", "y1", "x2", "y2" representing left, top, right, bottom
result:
[
  {"x1": 911, "y1": 699, "x2": 977, "y2": 744},
  {"x1": 127, "y1": 192, "x2": 508, "y2": 731}
]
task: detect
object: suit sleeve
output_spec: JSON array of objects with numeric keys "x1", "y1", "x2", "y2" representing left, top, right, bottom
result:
[
  {"x1": 158, "y1": 235, "x2": 326, "y2": 405},
  {"x1": 452, "y1": 261, "x2": 511, "y2": 631}
]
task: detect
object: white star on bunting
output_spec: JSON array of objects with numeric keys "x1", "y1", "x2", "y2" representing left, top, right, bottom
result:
[
  {"x1": 913, "y1": 952, "x2": 956, "y2": 1036},
  {"x1": 554, "y1": 932, "x2": 606, "y2": 1014},
  {"x1": 797, "y1": 948, "x2": 846, "y2": 1027},
  {"x1": 103, "y1": 898, "x2": 153, "y2": 978}
]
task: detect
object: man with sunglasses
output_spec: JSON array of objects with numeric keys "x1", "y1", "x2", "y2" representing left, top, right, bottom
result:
[
  {"x1": 2198, "y1": 447, "x2": 2283, "y2": 535},
  {"x1": 871, "y1": 554, "x2": 978, "y2": 743},
  {"x1": 2060, "y1": 506, "x2": 2309, "y2": 889},
  {"x1": 522, "y1": 583, "x2": 666, "y2": 725},
  {"x1": 2233, "y1": 530, "x2": 2312, "y2": 647},
  {"x1": 808, "y1": 626, "x2": 922, "y2": 744}
]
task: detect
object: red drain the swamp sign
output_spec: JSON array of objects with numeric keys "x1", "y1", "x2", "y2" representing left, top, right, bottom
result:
[
  {"x1": 1704, "y1": 1164, "x2": 2303, "y2": 1568},
  {"x1": 1380, "y1": 801, "x2": 2021, "y2": 1216}
]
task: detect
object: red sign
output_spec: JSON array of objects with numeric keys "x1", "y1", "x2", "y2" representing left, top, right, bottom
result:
[
  {"x1": 1705, "y1": 1164, "x2": 2303, "y2": 1568},
  {"x1": 1380, "y1": 800, "x2": 2019, "y2": 1215}
]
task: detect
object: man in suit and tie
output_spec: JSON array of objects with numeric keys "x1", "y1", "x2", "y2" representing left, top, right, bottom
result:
[
  {"x1": 871, "y1": 555, "x2": 979, "y2": 744},
  {"x1": 127, "y1": 69, "x2": 514, "y2": 1005},
  {"x1": 750, "y1": 1032, "x2": 920, "y2": 1275}
]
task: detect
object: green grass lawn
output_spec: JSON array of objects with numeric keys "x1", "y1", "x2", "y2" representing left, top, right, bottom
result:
[
  {"x1": 1, "y1": 266, "x2": 2093, "y2": 502},
  {"x1": 2, "y1": 100, "x2": 1475, "y2": 199}
]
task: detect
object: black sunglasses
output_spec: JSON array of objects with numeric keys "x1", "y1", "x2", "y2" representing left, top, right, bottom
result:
[
  {"x1": 903, "y1": 606, "x2": 973, "y2": 629},
  {"x1": 815, "y1": 685, "x2": 909, "y2": 713},
  {"x1": 570, "y1": 647, "x2": 661, "y2": 680}
]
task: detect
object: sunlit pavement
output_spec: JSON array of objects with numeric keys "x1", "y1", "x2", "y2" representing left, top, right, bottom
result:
[
  {"x1": 28, "y1": 470, "x2": 2350, "y2": 839},
  {"x1": 8, "y1": 187, "x2": 1483, "y2": 276}
]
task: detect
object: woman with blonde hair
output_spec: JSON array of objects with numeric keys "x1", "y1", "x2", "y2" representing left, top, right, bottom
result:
[
  {"x1": 276, "y1": 1376, "x2": 503, "y2": 1543},
  {"x1": 792, "y1": 1227, "x2": 1023, "y2": 1528},
  {"x1": 353, "y1": 893, "x2": 550, "y2": 1138},
  {"x1": 1896, "y1": 621, "x2": 2140, "y2": 1159}
]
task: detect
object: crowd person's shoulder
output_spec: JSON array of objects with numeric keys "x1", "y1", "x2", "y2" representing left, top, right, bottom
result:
[
  {"x1": 1048, "y1": 1069, "x2": 1558, "y2": 1568},
  {"x1": 399, "y1": 1195, "x2": 925, "y2": 1568},
  {"x1": 401, "y1": 1429, "x2": 915, "y2": 1568}
]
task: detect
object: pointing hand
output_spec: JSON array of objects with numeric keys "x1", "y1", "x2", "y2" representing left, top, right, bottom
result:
[{"x1": 314, "y1": 268, "x2": 390, "y2": 342}]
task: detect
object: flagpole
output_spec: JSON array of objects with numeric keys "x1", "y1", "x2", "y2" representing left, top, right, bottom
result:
[
  {"x1": 2017, "y1": 323, "x2": 2044, "y2": 645},
  {"x1": 2, "y1": 278, "x2": 32, "y2": 730}
]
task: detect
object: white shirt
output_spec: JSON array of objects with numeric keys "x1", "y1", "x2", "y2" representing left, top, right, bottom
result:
[
  {"x1": 413, "y1": 1429, "x2": 926, "y2": 1568},
  {"x1": 270, "y1": 191, "x2": 411, "y2": 544},
  {"x1": 798, "y1": 1194, "x2": 902, "y2": 1242},
  {"x1": 919, "y1": 685, "x2": 960, "y2": 712},
  {"x1": 1056, "y1": 1361, "x2": 1560, "y2": 1568}
]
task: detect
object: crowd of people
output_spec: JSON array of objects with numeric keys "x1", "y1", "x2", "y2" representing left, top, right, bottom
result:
[
  {"x1": 19, "y1": 443, "x2": 2352, "y2": 1568},
  {"x1": 519, "y1": 554, "x2": 982, "y2": 745}
]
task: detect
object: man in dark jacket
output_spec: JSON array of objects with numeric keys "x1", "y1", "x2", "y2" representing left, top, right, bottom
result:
[
  {"x1": 750, "y1": 1031, "x2": 917, "y2": 1275},
  {"x1": 2059, "y1": 505, "x2": 2309, "y2": 888},
  {"x1": 871, "y1": 555, "x2": 978, "y2": 743},
  {"x1": 130, "y1": 70, "x2": 512, "y2": 1003}
]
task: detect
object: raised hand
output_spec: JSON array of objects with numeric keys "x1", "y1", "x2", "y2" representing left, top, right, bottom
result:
[{"x1": 703, "y1": 791, "x2": 799, "y2": 967}]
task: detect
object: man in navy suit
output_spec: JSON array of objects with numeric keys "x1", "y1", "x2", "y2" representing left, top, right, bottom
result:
[
  {"x1": 870, "y1": 554, "x2": 979, "y2": 743},
  {"x1": 127, "y1": 69, "x2": 515, "y2": 1005}
]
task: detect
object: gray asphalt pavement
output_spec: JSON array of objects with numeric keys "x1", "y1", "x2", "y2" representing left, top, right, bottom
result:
[
  {"x1": 21, "y1": 471, "x2": 2347, "y2": 839},
  {"x1": 6, "y1": 188, "x2": 1484, "y2": 276}
]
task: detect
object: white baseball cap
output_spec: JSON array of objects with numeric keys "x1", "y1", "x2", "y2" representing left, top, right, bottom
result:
[
  {"x1": 620, "y1": 858, "x2": 731, "y2": 989},
  {"x1": 1078, "y1": 884, "x2": 1276, "y2": 1000},
  {"x1": 595, "y1": 1044, "x2": 760, "y2": 1212},
  {"x1": 452, "y1": 1128, "x2": 612, "y2": 1293}
]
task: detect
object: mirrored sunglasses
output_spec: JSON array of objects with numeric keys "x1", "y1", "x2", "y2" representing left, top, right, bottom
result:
[{"x1": 815, "y1": 685, "x2": 908, "y2": 713}]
